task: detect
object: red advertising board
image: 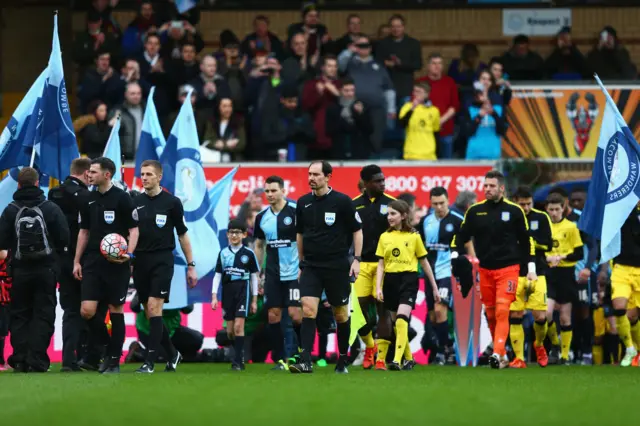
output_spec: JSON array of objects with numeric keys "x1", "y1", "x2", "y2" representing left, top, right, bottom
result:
[{"x1": 123, "y1": 162, "x2": 494, "y2": 215}]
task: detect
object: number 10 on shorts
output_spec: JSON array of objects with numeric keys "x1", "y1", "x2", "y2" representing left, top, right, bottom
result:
[{"x1": 289, "y1": 288, "x2": 300, "y2": 302}]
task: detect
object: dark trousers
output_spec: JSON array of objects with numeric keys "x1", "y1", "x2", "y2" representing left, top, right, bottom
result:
[{"x1": 9, "y1": 267, "x2": 57, "y2": 371}]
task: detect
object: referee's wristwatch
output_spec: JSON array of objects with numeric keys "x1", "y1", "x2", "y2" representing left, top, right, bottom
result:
[
  {"x1": 354, "y1": 256, "x2": 362, "y2": 262},
  {"x1": 187, "y1": 261, "x2": 196, "y2": 268}
]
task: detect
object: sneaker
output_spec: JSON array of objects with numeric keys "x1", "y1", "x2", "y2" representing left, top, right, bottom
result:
[
  {"x1": 402, "y1": 359, "x2": 416, "y2": 371},
  {"x1": 559, "y1": 358, "x2": 572, "y2": 366},
  {"x1": 335, "y1": 355, "x2": 349, "y2": 374},
  {"x1": 581, "y1": 353, "x2": 593, "y2": 366},
  {"x1": 489, "y1": 353, "x2": 510, "y2": 369},
  {"x1": 534, "y1": 343, "x2": 548, "y2": 368},
  {"x1": 374, "y1": 359, "x2": 387, "y2": 371},
  {"x1": 388, "y1": 361, "x2": 402, "y2": 371},
  {"x1": 316, "y1": 359, "x2": 328, "y2": 368},
  {"x1": 77, "y1": 359, "x2": 100, "y2": 372},
  {"x1": 435, "y1": 353, "x2": 446, "y2": 366},
  {"x1": 60, "y1": 365, "x2": 82, "y2": 373},
  {"x1": 632, "y1": 353, "x2": 640, "y2": 367},
  {"x1": 289, "y1": 361, "x2": 313, "y2": 374},
  {"x1": 509, "y1": 358, "x2": 527, "y2": 368},
  {"x1": 548, "y1": 346, "x2": 560, "y2": 365},
  {"x1": 98, "y1": 358, "x2": 115, "y2": 374},
  {"x1": 363, "y1": 345, "x2": 377, "y2": 370},
  {"x1": 287, "y1": 353, "x2": 302, "y2": 366},
  {"x1": 0, "y1": 364, "x2": 7, "y2": 372},
  {"x1": 621, "y1": 347, "x2": 638, "y2": 367},
  {"x1": 135, "y1": 362, "x2": 154, "y2": 374},
  {"x1": 231, "y1": 362, "x2": 245, "y2": 371},
  {"x1": 271, "y1": 360, "x2": 288, "y2": 371},
  {"x1": 351, "y1": 350, "x2": 364, "y2": 367},
  {"x1": 101, "y1": 366, "x2": 120, "y2": 374},
  {"x1": 165, "y1": 352, "x2": 182, "y2": 372}
]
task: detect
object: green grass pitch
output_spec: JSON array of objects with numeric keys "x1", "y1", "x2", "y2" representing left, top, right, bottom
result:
[{"x1": 1, "y1": 364, "x2": 636, "y2": 425}]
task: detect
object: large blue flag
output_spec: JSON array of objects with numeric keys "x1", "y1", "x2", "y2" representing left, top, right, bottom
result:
[
  {"x1": 103, "y1": 114, "x2": 122, "y2": 183},
  {"x1": 134, "y1": 87, "x2": 166, "y2": 177},
  {"x1": 0, "y1": 70, "x2": 47, "y2": 171},
  {"x1": 0, "y1": 169, "x2": 20, "y2": 213},
  {"x1": 24, "y1": 13, "x2": 79, "y2": 180},
  {"x1": 165, "y1": 167, "x2": 237, "y2": 309},
  {"x1": 176, "y1": 0, "x2": 199, "y2": 14},
  {"x1": 578, "y1": 75, "x2": 640, "y2": 263}
]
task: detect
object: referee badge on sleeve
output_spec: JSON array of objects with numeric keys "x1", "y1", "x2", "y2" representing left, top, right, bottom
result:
[
  {"x1": 156, "y1": 214, "x2": 167, "y2": 228},
  {"x1": 325, "y1": 212, "x2": 336, "y2": 226}
]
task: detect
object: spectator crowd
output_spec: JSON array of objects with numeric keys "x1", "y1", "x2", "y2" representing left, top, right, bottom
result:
[{"x1": 73, "y1": 0, "x2": 639, "y2": 163}]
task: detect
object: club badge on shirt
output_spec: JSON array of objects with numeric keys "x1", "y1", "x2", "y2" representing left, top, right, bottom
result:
[
  {"x1": 530, "y1": 220, "x2": 539, "y2": 230},
  {"x1": 380, "y1": 204, "x2": 388, "y2": 215},
  {"x1": 501, "y1": 211, "x2": 510, "y2": 222},
  {"x1": 104, "y1": 211, "x2": 115, "y2": 224},
  {"x1": 156, "y1": 214, "x2": 167, "y2": 228},
  {"x1": 325, "y1": 212, "x2": 336, "y2": 226}
]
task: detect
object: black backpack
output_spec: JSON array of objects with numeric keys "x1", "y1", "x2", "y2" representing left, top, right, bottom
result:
[{"x1": 11, "y1": 201, "x2": 53, "y2": 261}]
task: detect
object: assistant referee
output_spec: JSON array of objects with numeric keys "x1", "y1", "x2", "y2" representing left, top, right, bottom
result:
[
  {"x1": 133, "y1": 160, "x2": 197, "y2": 374},
  {"x1": 289, "y1": 161, "x2": 363, "y2": 374}
]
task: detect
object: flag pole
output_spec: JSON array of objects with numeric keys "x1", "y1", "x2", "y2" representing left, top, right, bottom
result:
[{"x1": 29, "y1": 143, "x2": 37, "y2": 167}]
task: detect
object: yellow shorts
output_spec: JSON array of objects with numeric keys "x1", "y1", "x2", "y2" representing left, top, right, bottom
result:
[
  {"x1": 510, "y1": 276, "x2": 547, "y2": 312},
  {"x1": 355, "y1": 262, "x2": 379, "y2": 298},
  {"x1": 610, "y1": 264, "x2": 640, "y2": 309},
  {"x1": 593, "y1": 307, "x2": 606, "y2": 338}
]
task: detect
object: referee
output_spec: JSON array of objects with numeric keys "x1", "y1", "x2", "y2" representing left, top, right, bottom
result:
[
  {"x1": 289, "y1": 161, "x2": 363, "y2": 374},
  {"x1": 74, "y1": 157, "x2": 139, "y2": 375},
  {"x1": 133, "y1": 160, "x2": 197, "y2": 374},
  {"x1": 48, "y1": 158, "x2": 93, "y2": 372}
]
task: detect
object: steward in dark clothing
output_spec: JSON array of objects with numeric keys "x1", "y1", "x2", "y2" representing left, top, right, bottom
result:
[{"x1": 0, "y1": 173, "x2": 70, "y2": 373}]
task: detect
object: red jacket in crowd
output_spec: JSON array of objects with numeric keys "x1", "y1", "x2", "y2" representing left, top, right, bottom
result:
[
  {"x1": 416, "y1": 75, "x2": 460, "y2": 137},
  {"x1": 302, "y1": 78, "x2": 343, "y2": 151}
]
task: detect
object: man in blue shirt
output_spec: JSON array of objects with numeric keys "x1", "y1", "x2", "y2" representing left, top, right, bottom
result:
[
  {"x1": 254, "y1": 176, "x2": 301, "y2": 370},
  {"x1": 418, "y1": 187, "x2": 465, "y2": 364}
]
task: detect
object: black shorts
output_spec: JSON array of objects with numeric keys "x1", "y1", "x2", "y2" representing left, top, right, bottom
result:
[
  {"x1": 222, "y1": 280, "x2": 250, "y2": 321},
  {"x1": 82, "y1": 253, "x2": 131, "y2": 306},
  {"x1": 383, "y1": 272, "x2": 419, "y2": 312},
  {"x1": 547, "y1": 267, "x2": 577, "y2": 305},
  {"x1": 575, "y1": 270, "x2": 599, "y2": 308},
  {"x1": 133, "y1": 251, "x2": 174, "y2": 303},
  {"x1": 264, "y1": 277, "x2": 301, "y2": 309},
  {"x1": 426, "y1": 277, "x2": 453, "y2": 311},
  {"x1": 300, "y1": 265, "x2": 350, "y2": 307},
  {"x1": 0, "y1": 303, "x2": 9, "y2": 337}
]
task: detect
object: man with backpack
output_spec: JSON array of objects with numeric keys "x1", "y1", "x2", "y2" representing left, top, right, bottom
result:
[{"x1": 0, "y1": 167, "x2": 70, "y2": 372}]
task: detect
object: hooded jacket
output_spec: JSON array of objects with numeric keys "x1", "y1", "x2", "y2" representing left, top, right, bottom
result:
[{"x1": 0, "y1": 186, "x2": 70, "y2": 268}]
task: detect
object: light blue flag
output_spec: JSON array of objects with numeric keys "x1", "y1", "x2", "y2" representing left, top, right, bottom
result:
[
  {"x1": 0, "y1": 169, "x2": 20, "y2": 213},
  {"x1": 25, "y1": 13, "x2": 79, "y2": 180},
  {"x1": 578, "y1": 75, "x2": 640, "y2": 263},
  {"x1": 103, "y1": 114, "x2": 123, "y2": 183},
  {"x1": 0, "y1": 69, "x2": 48, "y2": 171},
  {"x1": 135, "y1": 87, "x2": 166, "y2": 177},
  {"x1": 176, "y1": 0, "x2": 198, "y2": 14},
  {"x1": 165, "y1": 167, "x2": 238, "y2": 309}
]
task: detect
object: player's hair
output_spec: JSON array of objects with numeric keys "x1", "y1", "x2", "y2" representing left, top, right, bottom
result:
[
  {"x1": 254, "y1": 14, "x2": 269, "y2": 24},
  {"x1": 322, "y1": 54, "x2": 337, "y2": 67},
  {"x1": 388, "y1": 14, "x2": 405, "y2": 25},
  {"x1": 265, "y1": 175, "x2": 285, "y2": 189},
  {"x1": 91, "y1": 157, "x2": 116, "y2": 179},
  {"x1": 414, "y1": 82, "x2": 431, "y2": 93},
  {"x1": 546, "y1": 193, "x2": 565, "y2": 207},
  {"x1": 571, "y1": 186, "x2": 587, "y2": 195},
  {"x1": 548, "y1": 186, "x2": 568, "y2": 199},
  {"x1": 397, "y1": 192, "x2": 416, "y2": 206},
  {"x1": 17, "y1": 167, "x2": 39, "y2": 187},
  {"x1": 145, "y1": 32, "x2": 160, "y2": 44},
  {"x1": 360, "y1": 164, "x2": 382, "y2": 182},
  {"x1": 70, "y1": 158, "x2": 91, "y2": 176},
  {"x1": 387, "y1": 200, "x2": 413, "y2": 233},
  {"x1": 430, "y1": 186, "x2": 448, "y2": 199},
  {"x1": 228, "y1": 218, "x2": 247, "y2": 233},
  {"x1": 428, "y1": 52, "x2": 442, "y2": 62},
  {"x1": 341, "y1": 77, "x2": 355, "y2": 87},
  {"x1": 346, "y1": 13, "x2": 360, "y2": 24},
  {"x1": 484, "y1": 170, "x2": 505, "y2": 185},
  {"x1": 141, "y1": 159, "x2": 163, "y2": 174},
  {"x1": 309, "y1": 160, "x2": 332, "y2": 177},
  {"x1": 513, "y1": 185, "x2": 533, "y2": 200}
]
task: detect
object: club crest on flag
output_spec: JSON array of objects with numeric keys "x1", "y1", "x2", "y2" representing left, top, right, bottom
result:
[
  {"x1": 104, "y1": 211, "x2": 115, "y2": 224},
  {"x1": 603, "y1": 131, "x2": 639, "y2": 202},
  {"x1": 156, "y1": 214, "x2": 167, "y2": 228},
  {"x1": 325, "y1": 212, "x2": 336, "y2": 226}
]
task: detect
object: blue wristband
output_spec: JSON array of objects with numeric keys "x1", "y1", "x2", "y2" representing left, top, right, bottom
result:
[{"x1": 128, "y1": 252, "x2": 135, "y2": 261}]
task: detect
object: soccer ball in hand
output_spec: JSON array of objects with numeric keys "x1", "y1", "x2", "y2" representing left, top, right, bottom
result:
[{"x1": 100, "y1": 233, "x2": 128, "y2": 259}]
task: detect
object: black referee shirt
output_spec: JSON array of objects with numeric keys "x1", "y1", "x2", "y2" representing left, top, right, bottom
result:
[
  {"x1": 79, "y1": 185, "x2": 138, "y2": 253},
  {"x1": 352, "y1": 192, "x2": 395, "y2": 263},
  {"x1": 48, "y1": 176, "x2": 91, "y2": 255},
  {"x1": 134, "y1": 190, "x2": 188, "y2": 252},
  {"x1": 296, "y1": 188, "x2": 362, "y2": 268}
]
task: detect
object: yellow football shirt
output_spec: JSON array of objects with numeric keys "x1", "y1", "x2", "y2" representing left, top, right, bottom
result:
[
  {"x1": 376, "y1": 230, "x2": 428, "y2": 273},
  {"x1": 548, "y1": 218, "x2": 583, "y2": 268},
  {"x1": 399, "y1": 102, "x2": 441, "y2": 160}
]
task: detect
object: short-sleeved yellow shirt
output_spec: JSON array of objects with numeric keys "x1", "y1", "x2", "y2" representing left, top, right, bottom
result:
[
  {"x1": 548, "y1": 218, "x2": 583, "y2": 268},
  {"x1": 376, "y1": 230, "x2": 428, "y2": 273}
]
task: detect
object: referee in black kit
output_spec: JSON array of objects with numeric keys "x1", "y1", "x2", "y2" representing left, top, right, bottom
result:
[
  {"x1": 133, "y1": 160, "x2": 197, "y2": 374},
  {"x1": 74, "y1": 157, "x2": 139, "y2": 374},
  {"x1": 48, "y1": 158, "x2": 95, "y2": 372},
  {"x1": 289, "y1": 161, "x2": 363, "y2": 374}
]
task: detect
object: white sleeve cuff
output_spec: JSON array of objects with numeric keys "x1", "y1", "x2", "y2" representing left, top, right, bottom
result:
[{"x1": 528, "y1": 262, "x2": 536, "y2": 275}]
